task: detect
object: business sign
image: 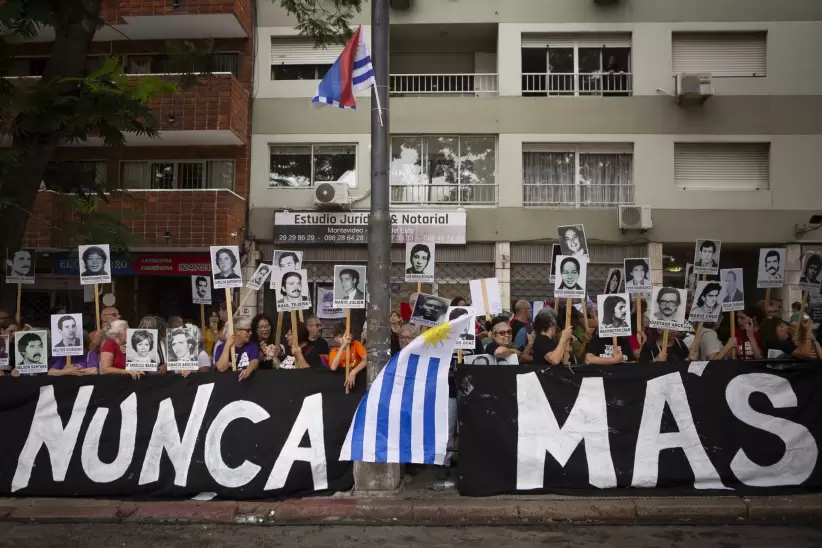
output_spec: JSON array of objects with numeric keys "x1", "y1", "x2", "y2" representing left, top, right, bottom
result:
[
  {"x1": 274, "y1": 211, "x2": 467, "y2": 245},
  {"x1": 54, "y1": 253, "x2": 211, "y2": 276}
]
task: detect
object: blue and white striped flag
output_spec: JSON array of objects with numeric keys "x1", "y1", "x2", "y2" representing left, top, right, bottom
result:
[{"x1": 339, "y1": 314, "x2": 472, "y2": 465}]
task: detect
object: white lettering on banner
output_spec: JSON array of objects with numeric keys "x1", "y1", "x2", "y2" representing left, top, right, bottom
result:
[
  {"x1": 516, "y1": 373, "x2": 616, "y2": 490},
  {"x1": 726, "y1": 374, "x2": 818, "y2": 486},
  {"x1": 139, "y1": 383, "x2": 214, "y2": 487},
  {"x1": 12, "y1": 385, "x2": 94, "y2": 492},
  {"x1": 205, "y1": 401, "x2": 270, "y2": 488},
  {"x1": 81, "y1": 393, "x2": 137, "y2": 484},
  {"x1": 632, "y1": 373, "x2": 728, "y2": 490},
  {"x1": 265, "y1": 393, "x2": 328, "y2": 491}
]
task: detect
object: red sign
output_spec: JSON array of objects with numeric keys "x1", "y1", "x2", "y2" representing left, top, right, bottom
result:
[{"x1": 131, "y1": 254, "x2": 211, "y2": 276}]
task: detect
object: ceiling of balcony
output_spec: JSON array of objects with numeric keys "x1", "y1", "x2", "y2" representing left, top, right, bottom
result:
[
  {"x1": 391, "y1": 23, "x2": 497, "y2": 53},
  {"x1": 62, "y1": 130, "x2": 244, "y2": 147}
]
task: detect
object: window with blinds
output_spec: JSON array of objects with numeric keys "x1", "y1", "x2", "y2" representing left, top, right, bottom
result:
[
  {"x1": 120, "y1": 160, "x2": 235, "y2": 190},
  {"x1": 674, "y1": 143, "x2": 770, "y2": 191},
  {"x1": 672, "y1": 32, "x2": 766, "y2": 77},
  {"x1": 270, "y1": 37, "x2": 340, "y2": 80}
]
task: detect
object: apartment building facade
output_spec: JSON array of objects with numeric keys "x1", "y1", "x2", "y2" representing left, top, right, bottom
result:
[
  {"x1": 10, "y1": 0, "x2": 254, "y2": 324},
  {"x1": 257, "y1": 0, "x2": 821, "y2": 316}
]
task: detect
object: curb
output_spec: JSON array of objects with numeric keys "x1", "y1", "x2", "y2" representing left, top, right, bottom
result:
[{"x1": 0, "y1": 496, "x2": 821, "y2": 526}]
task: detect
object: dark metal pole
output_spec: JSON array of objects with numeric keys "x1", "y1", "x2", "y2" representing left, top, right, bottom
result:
[{"x1": 365, "y1": 0, "x2": 391, "y2": 385}]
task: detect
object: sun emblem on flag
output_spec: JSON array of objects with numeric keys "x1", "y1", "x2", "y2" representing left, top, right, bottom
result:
[{"x1": 421, "y1": 321, "x2": 453, "y2": 348}]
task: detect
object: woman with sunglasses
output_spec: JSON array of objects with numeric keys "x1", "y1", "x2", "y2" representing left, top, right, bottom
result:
[{"x1": 484, "y1": 316, "x2": 534, "y2": 363}]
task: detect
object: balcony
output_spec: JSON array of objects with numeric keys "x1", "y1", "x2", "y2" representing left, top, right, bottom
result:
[
  {"x1": 522, "y1": 72, "x2": 633, "y2": 97},
  {"x1": 390, "y1": 73, "x2": 498, "y2": 97},
  {"x1": 390, "y1": 183, "x2": 498, "y2": 207}
]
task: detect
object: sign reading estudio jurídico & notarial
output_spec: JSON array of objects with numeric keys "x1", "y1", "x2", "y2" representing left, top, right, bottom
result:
[{"x1": 275, "y1": 210, "x2": 467, "y2": 245}]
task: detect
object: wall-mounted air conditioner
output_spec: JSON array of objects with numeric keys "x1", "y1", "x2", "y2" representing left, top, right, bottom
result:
[
  {"x1": 676, "y1": 73, "x2": 714, "y2": 104},
  {"x1": 619, "y1": 205, "x2": 653, "y2": 231},
  {"x1": 314, "y1": 182, "x2": 350, "y2": 208}
]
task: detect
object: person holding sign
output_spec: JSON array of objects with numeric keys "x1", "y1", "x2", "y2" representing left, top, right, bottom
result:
[
  {"x1": 284, "y1": 322, "x2": 324, "y2": 369},
  {"x1": 215, "y1": 317, "x2": 259, "y2": 381},
  {"x1": 329, "y1": 322, "x2": 368, "y2": 390},
  {"x1": 99, "y1": 320, "x2": 143, "y2": 379},
  {"x1": 530, "y1": 308, "x2": 573, "y2": 366},
  {"x1": 589, "y1": 293, "x2": 633, "y2": 365},
  {"x1": 485, "y1": 316, "x2": 534, "y2": 364},
  {"x1": 639, "y1": 327, "x2": 691, "y2": 363}
]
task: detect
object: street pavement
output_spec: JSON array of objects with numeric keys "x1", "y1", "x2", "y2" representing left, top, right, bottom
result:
[{"x1": 0, "y1": 523, "x2": 821, "y2": 548}]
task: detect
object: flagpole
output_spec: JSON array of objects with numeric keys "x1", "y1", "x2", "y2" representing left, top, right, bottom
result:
[{"x1": 373, "y1": 82, "x2": 384, "y2": 127}]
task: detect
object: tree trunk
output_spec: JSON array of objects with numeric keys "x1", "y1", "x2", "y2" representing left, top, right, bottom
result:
[{"x1": 0, "y1": 0, "x2": 100, "y2": 309}]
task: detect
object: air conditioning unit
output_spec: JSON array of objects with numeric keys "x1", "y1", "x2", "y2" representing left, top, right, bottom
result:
[
  {"x1": 676, "y1": 73, "x2": 714, "y2": 104},
  {"x1": 619, "y1": 205, "x2": 653, "y2": 231},
  {"x1": 314, "y1": 182, "x2": 349, "y2": 207}
]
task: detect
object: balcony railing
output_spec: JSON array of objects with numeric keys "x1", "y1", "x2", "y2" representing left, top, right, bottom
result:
[
  {"x1": 523, "y1": 183, "x2": 634, "y2": 208},
  {"x1": 522, "y1": 72, "x2": 633, "y2": 96},
  {"x1": 390, "y1": 183, "x2": 498, "y2": 206},
  {"x1": 390, "y1": 74, "x2": 498, "y2": 97}
]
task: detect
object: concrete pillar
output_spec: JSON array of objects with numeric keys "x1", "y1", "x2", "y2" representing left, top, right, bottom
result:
[
  {"x1": 648, "y1": 242, "x2": 664, "y2": 287},
  {"x1": 353, "y1": 461, "x2": 401, "y2": 493},
  {"x1": 778, "y1": 244, "x2": 804, "y2": 321},
  {"x1": 238, "y1": 241, "x2": 258, "y2": 319},
  {"x1": 496, "y1": 242, "x2": 511, "y2": 311}
]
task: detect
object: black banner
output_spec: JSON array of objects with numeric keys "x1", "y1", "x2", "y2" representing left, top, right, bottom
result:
[
  {"x1": 0, "y1": 371, "x2": 359, "y2": 499},
  {"x1": 457, "y1": 361, "x2": 822, "y2": 496}
]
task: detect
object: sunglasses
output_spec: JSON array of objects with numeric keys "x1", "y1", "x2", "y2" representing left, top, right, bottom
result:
[{"x1": 494, "y1": 329, "x2": 513, "y2": 336}]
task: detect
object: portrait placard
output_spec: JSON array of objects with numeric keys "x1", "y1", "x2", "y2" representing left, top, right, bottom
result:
[
  {"x1": 548, "y1": 243, "x2": 561, "y2": 284},
  {"x1": 167, "y1": 327, "x2": 200, "y2": 371},
  {"x1": 596, "y1": 293, "x2": 631, "y2": 337},
  {"x1": 469, "y1": 278, "x2": 502, "y2": 317},
  {"x1": 125, "y1": 328, "x2": 159, "y2": 371},
  {"x1": 623, "y1": 258, "x2": 652, "y2": 295},
  {"x1": 689, "y1": 281, "x2": 726, "y2": 323},
  {"x1": 50, "y1": 313, "x2": 84, "y2": 357},
  {"x1": 316, "y1": 286, "x2": 346, "y2": 319},
  {"x1": 799, "y1": 252, "x2": 822, "y2": 292},
  {"x1": 246, "y1": 263, "x2": 272, "y2": 291},
  {"x1": 13, "y1": 330, "x2": 48, "y2": 374},
  {"x1": 602, "y1": 268, "x2": 624, "y2": 295},
  {"x1": 553, "y1": 255, "x2": 587, "y2": 300},
  {"x1": 78, "y1": 244, "x2": 112, "y2": 285},
  {"x1": 693, "y1": 239, "x2": 722, "y2": 275},
  {"x1": 684, "y1": 263, "x2": 697, "y2": 293},
  {"x1": 5, "y1": 249, "x2": 35, "y2": 284},
  {"x1": 0, "y1": 334, "x2": 11, "y2": 370},
  {"x1": 757, "y1": 248, "x2": 786, "y2": 289},
  {"x1": 557, "y1": 224, "x2": 589, "y2": 258},
  {"x1": 273, "y1": 268, "x2": 312, "y2": 311},
  {"x1": 273, "y1": 250, "x2": 303, "y2": 271},
  {"x1": 404, "y1": 242, "x2": 435, "y2": 283},
  {"x1": 447, "y1": 306, "x2": 477, "y2": 349},
  {"x1": 410, "y1": 293, "x2": 450, "y2": 328},
  {"x1": 209, "y1": 246, "x2": 242, "y2": 289},
  {"x1": 332, "y1": 265, "x2": 366, "y2": 309},
  {"x1": 720, "y1": 268, "x2": 745, "y2": 312},
  {"x1": 191, "y1": 275, "x2": 212, "y2": 305},
  {"x1": 463, "y1": 353, "x2": 519, "y2": 366},
  {"x1": 649, "y1": 287, "x2": 688, "y2": 331}
]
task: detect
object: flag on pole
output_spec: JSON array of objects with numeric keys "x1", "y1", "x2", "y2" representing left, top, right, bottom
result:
[
  {"x1": 339, "y1": 314, "x2": 472, "y2": 465},
  {"x1": 311, "y1": 25, "x2": 376, "y2": 110}
]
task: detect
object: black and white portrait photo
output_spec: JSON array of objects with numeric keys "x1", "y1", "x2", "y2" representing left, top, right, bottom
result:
[
  {"x1": 557, "y1": 224, "x2": 589, "y2": 258},
  {"x1": 757, "y1": 248, "x2": 786, "y2": 289},
  {"x1": 649, "y1": 287, "x2": 688, "y2": 331},
  {"x1": 623, "y1": 258, "x2": 652, "y2": 294},
  {"x1": 469, "y1": 278, "x2": 503, "y2": 317},
  {"x1": 0, "y1": 334, "x2": 10, "y2": 370},
  {"x1": 14, "y1": 330, "x2": 48, "y2": 374},
  {"x1": 689, "y1": 281, "x2": 726, "y2": 323},
  {"x1": 554, "y1": 255, "x2": 587, "y2": 299},
  {"x1": 548, "y1": 243, "x2": 561, "y2": 284},
  {"x1": 410, "y1": 293, "x2": 450, "y2": 328},
  {"x1": 126, "y1": 328, "x2": 159, "y2": 371},
  {"x1": 720, "y1": 268, "x2": 745, "y2": 312},
  {"x1": 274, "y1": 269, "x2": 312, "y2": 311},
  {"x1": 50, "y1": 313, "x2": 84, "y2": 357},
  {"x1": 799, "y1": 252, "x2": 822, "y2": 291},
  {"x1": 191, "y1": 275, "x2": 212, "y2": 305},
  {"x1": 684, "y1": 263, "x2": 698, "y2": 293},
  {"x1": 167, "y1": 327, "x2": 199, "y2": 371},
  {"x1": 210, "y1": 246, "x2": 243, "y2": 289},
  {"x1": 603, "y1": 268, "x2": 624, "y2": 294},
  {"x1": 246, "y1": 263, "x2": 272, "y2": 291},
  {"x1": 693, "y1": 239, "x2": 721, "y2": 275},
  {"x1": 78, "y1": 244, "x2": 112, "y2": 285},
  {"x1": 405, "y1": 242, "x2": 435, "y2": 283},
  {"x1": 5, "y1": 248, "x2": 35, "y2": 284},
  {"x1": 274, "y1": 250, "x2": 303, "y2": 271},
  {"x1": 597, "y1": 293, "x2": 631, "y2": 337},
  {"x1": 333, "y1": 265, "x2": 366, "y2": 309},
  {"x1": 447, "y1": 306, "x2": 476, "y2": 349}
]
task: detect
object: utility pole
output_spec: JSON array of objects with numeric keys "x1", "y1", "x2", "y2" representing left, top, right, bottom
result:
[{"x1": 355, "y1": 0, "x2": 400, "y2": 492}]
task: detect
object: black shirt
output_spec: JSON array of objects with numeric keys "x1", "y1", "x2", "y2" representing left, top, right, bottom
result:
[
  {"x1": 390, "y1": 331, "x2": 400, "y2": 355},
  {"x1": 639, "y1": 340, "x2": 690, "y2": 363},
  {"x1": 484, "y1": 340, "x2": 501, "y2": 357},
  {"x1": 285, "y1": 344, "x2": 324, "y2": 368},
  {"x1": 305, "y1": 337, "x2": 330, "y2": 356},
  {"x1": 531, "y1": 333, "x2": 559, "y2": 365},
  {"x1": 768, "y1": 339, "x2": 798, "y2": 358},
  {"x1": 586, "y1": 336, "x2": 632, "y2": 363}
]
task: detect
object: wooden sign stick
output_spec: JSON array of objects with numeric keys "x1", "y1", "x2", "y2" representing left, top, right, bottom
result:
[
  {"x1": 581, "y1": 299, "x2": 589, "y2": 331},
  {"x1": 799, "y1": 291, "x2": 808, "y2": 339},
  {"x1": 345, "y1": 309, "x2": 351, "y2": 395},
  {"x1": 730, "y1": 310, "x2": 737, "y2": 359},
  {"x1": 458, "y1": 349, "x2": 463, "y2": 364},
  {"x1": 66, "y1": 355, "x2": 71, "y2": 368},
  {"x1": 200, "y1": 303, "x2": 206, "y2": 334},
  {"x1": 233, "y1": 288, "x2": 254, "y2": 317},
  {"x1": 635, "y1": 293, "x2": 641, "y2": 344},
  {"x1": 661, "y1": 329, "x2": 670, "y2": 356},
  {"x1": 290, "y1": 310, "x2": 298, "y2": 351},
  {"x1": 225, "y1": 288, "x2": 236, "y2": 371},
  {"x1": 563, "y1": 298, "x2": 572, "y2": 365},
  {"x1": 274, "y1": 311, "x2": 284, "y2": 349},
  {"x1": 764, "y1": 288, "x2": 771, "y2": 318},
  {"x1": 15, "y1": 284, "x2": 22, "y2": 325},
  {"x1": 93, "y1": 283, "x2": 101, "y2": 332},
  {"x1": 298, "y1": 310, "x2": 304, "y2": 322},
  {"x1": 613, "y1": 336, "x2": 618, "y2": 350},
  {"x1": 480, "y1": 279, "x2": 491, "y2": 323},
  {"x1": 417, "y1": 281, "x2": 422, "y2": 294}
]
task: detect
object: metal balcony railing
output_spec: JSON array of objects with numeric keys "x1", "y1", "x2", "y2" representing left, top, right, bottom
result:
[
  {"x1": 523, "y1": 183, "x2": 634, "y2": 208},
  {"x1": 390, "y1": 183, "x2": 498, "y2": 206},
  {"x1": 522, "y1": 72, "x2": 633, "y2": 96},
  {"x1": 389, "y1": 73, "x2": 498, "y2": 97}
]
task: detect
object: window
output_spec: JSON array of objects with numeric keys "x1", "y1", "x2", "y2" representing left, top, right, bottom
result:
[
  {"x1": 120, "y1": 160, "x2": 235, "y2": 190},
  {"x1": 2, "y1": 57, "x2": 48, "y2": 77},
  {"x1": 269, "y1": 145, "x2": 356, "y2": 187},
  {"x1": 43, "y1": 161, "x2": 108, "y2": 191},
  {"x1": 673, "y1": 32, "x2": 766, "y2": 77},
  {"x1": 523, "y1": 144, "x2": 634, "y2": 207},
  {"x1": 270, "y1": 37, "x2": 339, "y2": 80},
  {"x1": 390, "y1": 136, "x2": 497, "y2": 206},
  {"x1": 521, "y1": 34, "x2": 632, "y2": 96},
  {"x1": 674, "y1": 143, "x2": 769, "y2": 191}
]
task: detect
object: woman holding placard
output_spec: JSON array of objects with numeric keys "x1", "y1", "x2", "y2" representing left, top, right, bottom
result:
[
  {"x1": 100, "y1": 320, "x2": 143, "y2": 379},
  {"x1": 485, "y1": 316, "x2": 534, "y2": 364},
  {"x1": 639, "y1": 329, "x2": 690, "y2": 363},
  {"x1": 530, "y1": 308, "x2": 573, "y2": 366}
]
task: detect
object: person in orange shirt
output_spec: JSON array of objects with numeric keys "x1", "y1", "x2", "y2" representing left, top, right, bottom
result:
[{"x1": 328, "y1": 322, "x2": 368, "y2": 391}]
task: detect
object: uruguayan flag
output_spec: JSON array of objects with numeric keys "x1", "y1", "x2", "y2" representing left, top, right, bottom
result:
[{"x1": 339, "y1": 314, "x2": 472, "y2": 465}]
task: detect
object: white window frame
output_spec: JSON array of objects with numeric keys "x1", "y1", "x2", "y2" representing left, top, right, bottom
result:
[
  {"x1": 119, "y1": 160, "x2": 236, "y2": 190},
  {"x1": 522, "y1": 143, "x2": 634, "y2": 208},
  {"x1": 268, "y1": 144, "x2": 359, "y2": 188}
]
